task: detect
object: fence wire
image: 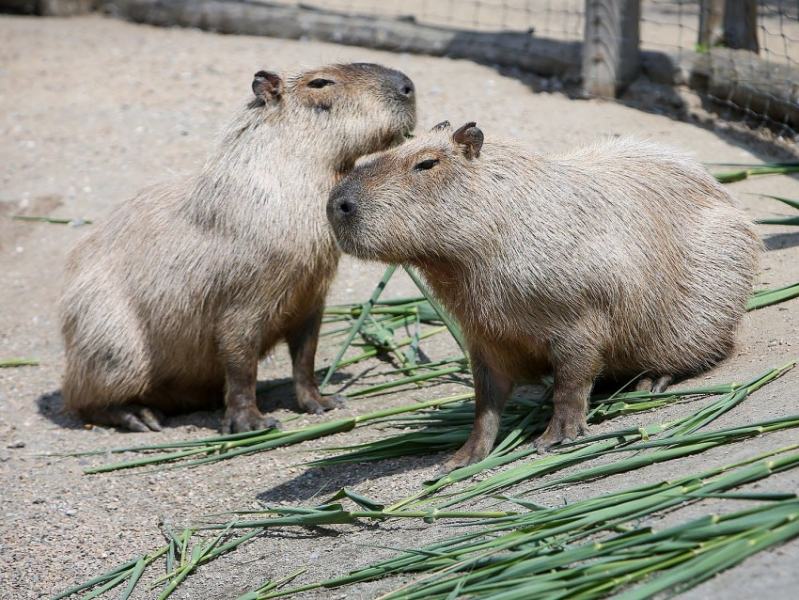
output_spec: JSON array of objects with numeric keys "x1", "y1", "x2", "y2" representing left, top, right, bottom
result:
[{"x1": 259, "y1": 0, "x2": 799, "y2": 137}]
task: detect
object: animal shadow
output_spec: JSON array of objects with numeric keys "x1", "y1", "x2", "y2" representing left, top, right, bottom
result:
[
  {"x1": 35, "y1": 371, "x2": 355, "y2": 432},
  {"x1": 255, "y1": 452, "x2": 445, "y2": 506},
  {"x1": 764, "y1": 231, "x2": 799, "y2": 252}
]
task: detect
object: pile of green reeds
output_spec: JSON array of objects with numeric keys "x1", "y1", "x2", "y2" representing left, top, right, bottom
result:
[
  {"x1": 59, "y1": 440, "x2": 799, "y2": 599},
  {"x1": 53, "y1": 363, "x2": 798, "y2": 600},
  {"x1": 236, "y1": 446, "x2": 799, "y2": 600}
]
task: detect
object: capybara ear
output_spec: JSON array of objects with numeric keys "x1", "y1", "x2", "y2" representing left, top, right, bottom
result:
[
  {"x1": 453, "y1": 122, "x2": 483, "y2": 160},
  {"x1": 431, "y1": 120, "x2": 451, "y2": 132},
  {"x1": 252, "y1": 70, "x2": 284, "y2": 103}
]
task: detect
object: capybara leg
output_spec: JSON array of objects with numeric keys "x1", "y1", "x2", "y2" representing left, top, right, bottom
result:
[
  {"x1": 439, "y1": 352, "x2": 514, "y2": 476},
  {"x1": 287, "y1": 306, "x2": 344, "y2": 415},
  {"x1": 220, "y1": 345, "x2": 278, "y2": 434},
  {"x1": 79, "y1": 404, "x2": 164, "y2": 432},
  {"x1": 536, "y1": 345, "x2": 598, "y2": 452}
]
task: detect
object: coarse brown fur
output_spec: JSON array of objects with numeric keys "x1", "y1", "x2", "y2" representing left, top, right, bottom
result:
[
  {"x1": 328, "y1": 121, "x2": 760, "y2": 473},
  {"x1": 60, "y1": 63, "x2": 416, "y2": 433}
]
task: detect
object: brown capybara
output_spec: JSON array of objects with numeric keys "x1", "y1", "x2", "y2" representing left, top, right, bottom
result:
[
  {"x1": 60, "y1": 63, "x2": 416, "y2": 433},
  {"x1": 327, "y1": 121, "x2": 759, "y2": 474}
]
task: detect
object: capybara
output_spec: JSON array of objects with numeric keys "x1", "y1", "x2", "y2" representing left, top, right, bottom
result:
[
  {"x1": 327, "y1": 121, "x2": 759, "y2": 473},
  {"x1": 60, "y1": 63, "x2": 416, "y2": 433}
]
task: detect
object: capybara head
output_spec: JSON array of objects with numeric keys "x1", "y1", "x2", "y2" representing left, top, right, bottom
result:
[
  {"x1": 250, "y1": 62, "x2": 416, "y2": 168},
  {"x1": 327, "y1": 121, "x2": 486, "y2": 263}
]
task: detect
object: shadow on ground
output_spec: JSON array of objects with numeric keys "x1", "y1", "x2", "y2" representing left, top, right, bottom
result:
[
  {"x1": 34, "y1": 372, "x2": 355, "y2": 431},
  {"x1": 255, "y1": 451, "x2": 445, "y2": 505},
  {"x1": 764, "y1": 231, "x2": 799, "y2": 251}
]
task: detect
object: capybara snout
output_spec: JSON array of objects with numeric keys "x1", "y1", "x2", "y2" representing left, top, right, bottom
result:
[
  {"x1": 60, "y1": 62, "x2": 416, "y2": 434},
  {"x1": 329, "y1": 120, "x2": 759, "y2": 475},
  {"x1": 326, "y1": 176, "x2": 364, "y2": 247},
  {"x1": 327, "y1": 180, "x2": 359, "y2": 221}
]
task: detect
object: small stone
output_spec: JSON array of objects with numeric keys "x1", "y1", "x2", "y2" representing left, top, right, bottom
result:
[{"x1": 7, "y1": 441, "x2": 25, "y2": 449}]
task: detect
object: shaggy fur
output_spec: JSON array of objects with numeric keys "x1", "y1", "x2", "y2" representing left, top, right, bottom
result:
[
  {"x1": 60, "y1": 63, "x2": 416, "y2": 433},
  {"x1": 328, "y1": 122, "x2": 759, "y2": 473}
]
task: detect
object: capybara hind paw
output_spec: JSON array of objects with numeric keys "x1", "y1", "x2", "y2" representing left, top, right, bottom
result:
[
  {"x1": 222, "y1": 407, "x2": 280, "y2": 434},
  {"x1": 535, "y1": 417, "x2": 588, "y2": 453},
  {"x1": 300, "y1": 394, "x2": 345, "y2": 415},
  {"x1": 636, "y1": 375, "x2": 674, "y2": 394},
  {"x1": 82, "y1": 405, "x2": 164, "y2": 432}
]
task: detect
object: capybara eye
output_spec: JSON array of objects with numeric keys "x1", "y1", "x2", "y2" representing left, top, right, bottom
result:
[
  {"x1": 308, "y1": 78, "x2": 335, "y2": 88},
  {"x1": 414, "y1": 159, "x2": 440, "y2": 171}
]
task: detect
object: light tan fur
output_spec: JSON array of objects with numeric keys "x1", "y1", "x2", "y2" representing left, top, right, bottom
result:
[
  {"x1": 328, "y1": 121, "x2": 759, "y2": 473},
  {"x1": 60, "y1": 63, "x2": 416, "y2": 432}
]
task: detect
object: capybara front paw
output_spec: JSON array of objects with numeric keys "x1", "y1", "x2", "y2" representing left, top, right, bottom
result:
[
  {"x1": 300, "y1": 393, "x2": 345, "y2": 415},
  {"x1": 437, "y1": 443, "x2": 490, "y2": 478},
  {"x1": 222, "y1": 407, "x2": 280, "y2": 434},
  {"x1": 535, "y1": 415, "x2": 588, "y2": 453}
]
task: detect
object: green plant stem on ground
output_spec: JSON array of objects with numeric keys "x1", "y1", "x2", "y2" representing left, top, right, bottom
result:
[
  {"x1": 79, "y1": 393, "x2": 475, "y2": 474},
  {"x1": 0, "y1": 358, "x2": 40, "y2": 367}
]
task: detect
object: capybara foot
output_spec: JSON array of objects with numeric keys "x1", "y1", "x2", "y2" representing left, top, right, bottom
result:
[
  {"x1": 222, "y1": 406, "x2": 280, "y2": 434},
  {"x1": 535, "y1": 414, "x2": 588, "y2": 453},
  {"x1": 650, "y1": 375, "x2": 673, "y2": 393},
  {"x1": 300, "y1": 393, "x2": 345, "y2": 415},
  {"x1": 81, "y1": 405, "x2": 164, "y2": 432},
  {"x1": 635, "y1": 375, "x2": 674, "y2": 394},
  {"x1": 437, "y1": 441, "x2": 491, "y2": 478}
]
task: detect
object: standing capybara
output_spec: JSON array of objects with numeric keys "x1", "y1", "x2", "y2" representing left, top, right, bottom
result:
[
  {"x1": 60, "y1": 63, "x2": 416, "y2": 433},
  {"x1": 327, "y1": 121, "x2": 759, "y2": 473}
]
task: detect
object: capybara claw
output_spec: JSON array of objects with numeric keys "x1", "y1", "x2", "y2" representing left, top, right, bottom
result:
[
  {"x1": 222, "y1": 408, "x2": 278, "y2": 434},
  {"x1": 636, "y1": 375, "x2": 674, "y2": 394},
  {"x1": 300, "y1": 393, "x2": 345, "y2": 415},
  {"x1": 535, "y1": 417, "x2": 588, "y2": 452},
  {"x1": 438, "y1": 443, "x2": 490, "y2": 476},
  {"x1": 137, "y1": 407, "x2": 164, "y2": 431},
  {"x1": 81, "y1": 405, "x2": 164, "y2": 432}
]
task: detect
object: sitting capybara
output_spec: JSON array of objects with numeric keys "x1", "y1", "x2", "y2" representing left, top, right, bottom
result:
[
  {"x1": 327, "y1": 121, "x2": 759, "y2": 473},
  {"x1": 60, "y1": 63, "x2": 416, "y2": 433}
]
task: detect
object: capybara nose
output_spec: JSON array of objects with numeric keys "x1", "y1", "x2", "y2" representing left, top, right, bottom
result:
[
  {"x1": 336, "y1": 197, "x2": 358, "y2": 219},
  {"x1": 391, "y1": 71, "x2": 415, "y2": 99},
  {"x1": 328, "y1": 185, "x2": 359, "y2": 223}
]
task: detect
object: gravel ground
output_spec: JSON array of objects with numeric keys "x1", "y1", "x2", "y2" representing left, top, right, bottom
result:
[{"x1": 1, "y1": 14, "x2": 799, "y2": 600}]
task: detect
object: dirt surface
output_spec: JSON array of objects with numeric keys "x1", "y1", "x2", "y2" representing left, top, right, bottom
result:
[{"x1": 1, "y1": 14, "x2": 799, "y2": 600}]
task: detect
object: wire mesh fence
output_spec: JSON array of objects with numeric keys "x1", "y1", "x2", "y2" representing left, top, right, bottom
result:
[
  {"x1": 252, "y1": 0, "x2": 799, "y2": 136},
  {"x1": 263, "y1": 0, "x2": 586, "y2": 39},
  {"x1": 98, "y1": 0, "x2": 799, "y2": 138}
]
